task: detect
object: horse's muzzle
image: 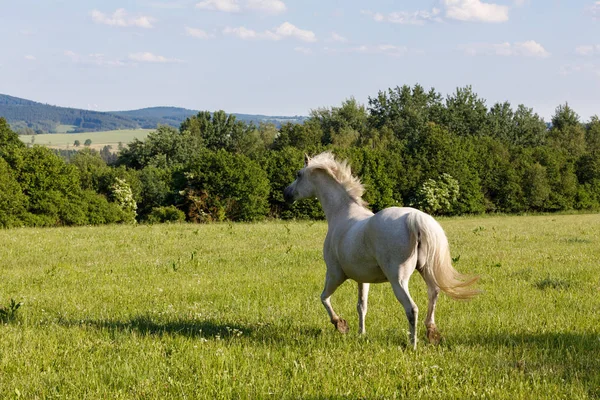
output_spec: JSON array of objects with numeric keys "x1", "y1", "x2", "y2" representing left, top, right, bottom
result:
[{"x1": 283, "y1": 186, "x2": 294, "y2": 203}]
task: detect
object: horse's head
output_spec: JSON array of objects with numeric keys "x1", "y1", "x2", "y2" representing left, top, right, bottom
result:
[{"x1": 284, "y1": 154, "x2": 315, "y2": 203}]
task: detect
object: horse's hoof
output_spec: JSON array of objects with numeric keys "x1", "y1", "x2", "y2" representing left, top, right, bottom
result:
[
  {"x1": 427, "y1": 326, "x2": 442, "y2": 345},
  {"x1": 335, "y1": 319, "x2": 349, "y2": 334}
]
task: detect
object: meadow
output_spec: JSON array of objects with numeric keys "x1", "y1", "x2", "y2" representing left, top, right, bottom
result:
[
  {"x1": 0, "y1": 214, "x2": 599, "y2": 399},
  {"x1": 18, "y1": 129, "x2": 153, "y2": 151}
]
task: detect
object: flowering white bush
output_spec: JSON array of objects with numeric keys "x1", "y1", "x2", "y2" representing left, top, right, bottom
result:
[
  {"x1": 413, "y1": 173, "x2": 460, "y2": 215},
  {"x1": 111, "y1": 177, "x2": 137, "y2": 223}
]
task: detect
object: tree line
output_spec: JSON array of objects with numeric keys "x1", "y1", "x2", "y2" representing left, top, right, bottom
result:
[{"x1": 1, "y1": 84, "x2": 599, "y2": 227}]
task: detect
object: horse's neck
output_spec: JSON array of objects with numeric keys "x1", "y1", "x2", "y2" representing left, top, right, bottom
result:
[{"x1": 313, "y1": 174, "x2": 369, "y2": 223}]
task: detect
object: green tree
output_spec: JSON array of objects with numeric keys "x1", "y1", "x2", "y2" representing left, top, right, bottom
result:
[
  {"x1": 84, "y1": 139, "x2": 92, "y2": 147},
  {"x1": 260, "y1": 147, "x2": 324, "y2": 220},
  {"x1": 181, "y1": 110, "x2": 251, "y2": 152},
  {"x1": 179, "y1": 150, "x2": 270, "y2": 222},
  {"x1": 412, "y1": 173, "x2": 460, "y2": 215},
  {"x1": 138, "y1": 165, "x2": 173, "y2": 218},
  {"x1": 444, "y1": 86, "x2": 488, "y2": 137},
  {"x1": 310, "y1": 98, "x2": 367, "y2": 147},
  {"x1": 118, "y1": 126, "x2": 196, "y2": 169},
  {"x1": 70, "y1": 148, "x2": 110, "y2": 191},
  {"x1": 523, "y1": 162, "x2": 550, "y2": 210},
  {"x1": 0, "y1": 158, "x2": 27, "y2": 227},
  {"x1": 548, "y1": 104, "x2": 586, "y2": 159},
  {"x1": 367, "y1": 84, "x2": 445, "y2": 141},
  {"x1": 512, "y1": 105, "x2": 547, "y2": 147},
  {"x1": 272, "y1": 121, "x2": 324, "y2": 152}
]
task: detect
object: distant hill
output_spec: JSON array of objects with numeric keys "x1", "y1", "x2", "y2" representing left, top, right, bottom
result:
[
  {"x1": 0, "y1": 94, "x2": 306, "y2": 134},
  {"x1": 112, "y1": 107, "x2": 307, "y2": 129},
  {"x1": 110, "y1": 107, "x2": 199, "y2": 129}
]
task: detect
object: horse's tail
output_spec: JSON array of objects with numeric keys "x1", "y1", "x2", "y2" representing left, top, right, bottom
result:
[{"x1": 406, "y1": 210, "x2": 480, "y2": 300}]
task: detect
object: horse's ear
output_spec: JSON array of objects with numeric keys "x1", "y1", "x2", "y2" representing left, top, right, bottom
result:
[{"x1": 304, "y1": 154, "x2": 310, "y2": 166}]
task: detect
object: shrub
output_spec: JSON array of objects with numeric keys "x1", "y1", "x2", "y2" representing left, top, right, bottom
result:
[
  {"x1": 146, "y1": 206, "x2": 186, "y2": 224},
  {"x1": 180, "y1": 150, "x2": 270, "y2": 222},
  {"x1": 412, "y1": 173, "x2": 460, "y2": 215},
  {"x1": 110, "y1": 178, "x2": 137, "y2": 223},
  {"x1": 0, "y1": 158, "x2": 27, "y2": 228}
]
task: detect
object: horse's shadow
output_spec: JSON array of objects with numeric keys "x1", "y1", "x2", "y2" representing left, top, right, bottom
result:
[
  {"x1": 61, "y1": 315, "x2": 254, "y2": 340},
  {"x1": 59, "y1": 315, "x2": 325, "y2": 343},
  {"x1": 461, "y1": 331, "x2": 600, "y2": 353}
]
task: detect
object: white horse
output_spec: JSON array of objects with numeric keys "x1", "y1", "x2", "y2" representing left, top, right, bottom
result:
[{"x1": 284, "y1": 152, "x2": 479, "y2": 349}]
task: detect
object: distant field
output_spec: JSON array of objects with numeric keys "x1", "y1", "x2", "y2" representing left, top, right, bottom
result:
[
  {"x1": 19, "y1": 129, "x2": 153, "y2": 150},
  {"x1": 54, "y1": 124, "x2": 77, "y2": 133},
  {"x1": 0, "y1": 214, "x2": 599, "y2": 398}
]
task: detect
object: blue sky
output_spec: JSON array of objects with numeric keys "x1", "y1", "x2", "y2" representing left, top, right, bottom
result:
[{"x1": 1, "y1": 0, "x2": 599, "y2": 120}]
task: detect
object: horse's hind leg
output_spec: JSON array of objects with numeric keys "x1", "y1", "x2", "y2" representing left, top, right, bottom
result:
[
  {"x1": 388, "y1": 262, "x2": 419, "y2": 350},
  {"x1": 417, "y1": 249, "x2": 442, "y2": 344},
  {"x1": 357, "y1": 282, "x2": 370, "y2": 334},
  {"x1": 321, "y1": 271, "x2": 348, "y2": 334}
]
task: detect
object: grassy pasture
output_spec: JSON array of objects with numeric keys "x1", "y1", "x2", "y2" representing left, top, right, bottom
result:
[
  {"x1": 54, "y1": 125, "x2": 78, "y2": 134},
  {"x1": 19, "y1": 129, "x2": 153, "y2": 151},
  {"x1": 0, "y1": 214, "x2": 599, "y2": 399}
]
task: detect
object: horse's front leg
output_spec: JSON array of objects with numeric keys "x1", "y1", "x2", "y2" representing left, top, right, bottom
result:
[
  {"x1": 321, "y1": 269, "x2": 348, "y2": 333},
  {"x1": 357, "y1": 282, "x2": 370, "y2": 334}
]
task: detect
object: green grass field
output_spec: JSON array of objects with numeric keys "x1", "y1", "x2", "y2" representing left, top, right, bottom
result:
[
  {"x1": 19, "y1": 129, "x2": 153, "y2": 150},
  {"x1": 54, "y1": 125, "x2": 78, "y2": 134},
  {"x1": 1, "y1": 214, "x2": 599, "y2": 399}
]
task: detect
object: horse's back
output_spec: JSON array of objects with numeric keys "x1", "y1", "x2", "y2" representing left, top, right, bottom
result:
[{"x1": 365, "y1": 207, "x2": 421, "y2": 269}]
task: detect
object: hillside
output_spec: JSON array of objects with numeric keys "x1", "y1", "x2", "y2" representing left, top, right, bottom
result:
[
  {"x1": 0, "y1": 94, "x2": 306, "y2": 134},
  {"x1": 112, "y1": 107, "x2": 307, "y2": 129},
  {"x1": 0, "y1": 94, "x2": 138, "y2": 134}
]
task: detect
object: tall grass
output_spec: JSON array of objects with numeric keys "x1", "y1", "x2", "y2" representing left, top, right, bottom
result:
[{"x1": 1, "y1": 214, "x2": 599, "y2": 398}]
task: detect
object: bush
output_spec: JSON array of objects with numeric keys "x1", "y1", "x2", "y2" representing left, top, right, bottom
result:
[
  {"x1": 0, "y1": 158, "x2": 27, "y2": 228},
  {"x1": 138, "y1": 166, "x2": 173, "y2": 218},
  {"x1": 260, "y1": 147, "x2": 324, "y2": 220},
  {"x1": 80, "y1": 190, "x2": 127, "y2": 225},
  {"x1": 412, "y1": 173, "x2": 460, "y2": 215},
  {"x1": 146, "y1": 206, "x2": 186, "y2": 224},
  {"x1": 179, "y1": 150, "x2": 270, "y2": 222},
  {"x1": 110, "y1": 178, "x2": 137, "y2": 224}
]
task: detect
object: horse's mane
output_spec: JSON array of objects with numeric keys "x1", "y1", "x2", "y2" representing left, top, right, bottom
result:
[{"x1": 306, "y1": 152, "x2": 367, "y2": 207}]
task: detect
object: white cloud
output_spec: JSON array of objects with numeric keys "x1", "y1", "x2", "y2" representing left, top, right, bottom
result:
[
  {"x1": 516, "y1": 40, "x2": 550, "y2": 57},
  {"x1": 590, "y1": 1, "x2": 600, "y2": 20},
  {"x1": 128, "y1": 52, "x2": 183, "y2": 63},
  {"x1": 223, "y1": 26, "x2": 263, "y2": 40},
  {"x1": 325, "y1": 44, "x2": 409, "y2": 57},
  {"x1": 64, "y1": 50, "x2": 127, "y2": 67},
  {"x1": 223, "y1": 22, "x2": 316, "y2": 42},
  {"x1": 441, "y1": 0, "x2": 508, "y2": 22},
  {"x1": 294, "y1": 47, "x2": 313, "y2": 55},
  {"x1": 362, "y1": 9, "x2": 442, "y2": 25},
  {"x1": 575, "y1": 45, "x2": 600, "y2": 56},
  {"x1": 91, "y1": 9, "x2": 155, "y2": 28},
  {"x1": 185, "y1": 26, "x2": 214, "y2": 39},
  {"x1": 246, "y1": 0, "x2": 286, "y2": 14},
  {"x1": 24, "y1": 55, "x2": 36, "y2": 61},
  {"x1": 147, "y1": 1, "x2": 188, "y2": 9},
  {"x1": 560, "y1": 63, "x2": 600, "y2": 77},
  {"x1": 374, "y1": 44, "x2": 409, "y2": 57},
  {"x1": 329, "y1": 32, "x2": 347, "y2": 43},
  {"x1": 364, "y1": 0, "x2": 507, "y2": 25},
  {"x1": 196, "y1": 0, "x2": 286, "y2": 14},
  {"x1": 274, "y1": 22, "x2": 316, "y2": 42},
  {"x1": 196, "y1": 0, "x2": 241, "y2": 12},
  {"x1": 461, "y1": 40, "x2": 550, "y2": 57}
]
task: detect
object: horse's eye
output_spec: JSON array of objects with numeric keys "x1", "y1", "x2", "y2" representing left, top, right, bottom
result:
[{"x1": 296, "y1": 171, "x2": 302, "y2": 179}]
